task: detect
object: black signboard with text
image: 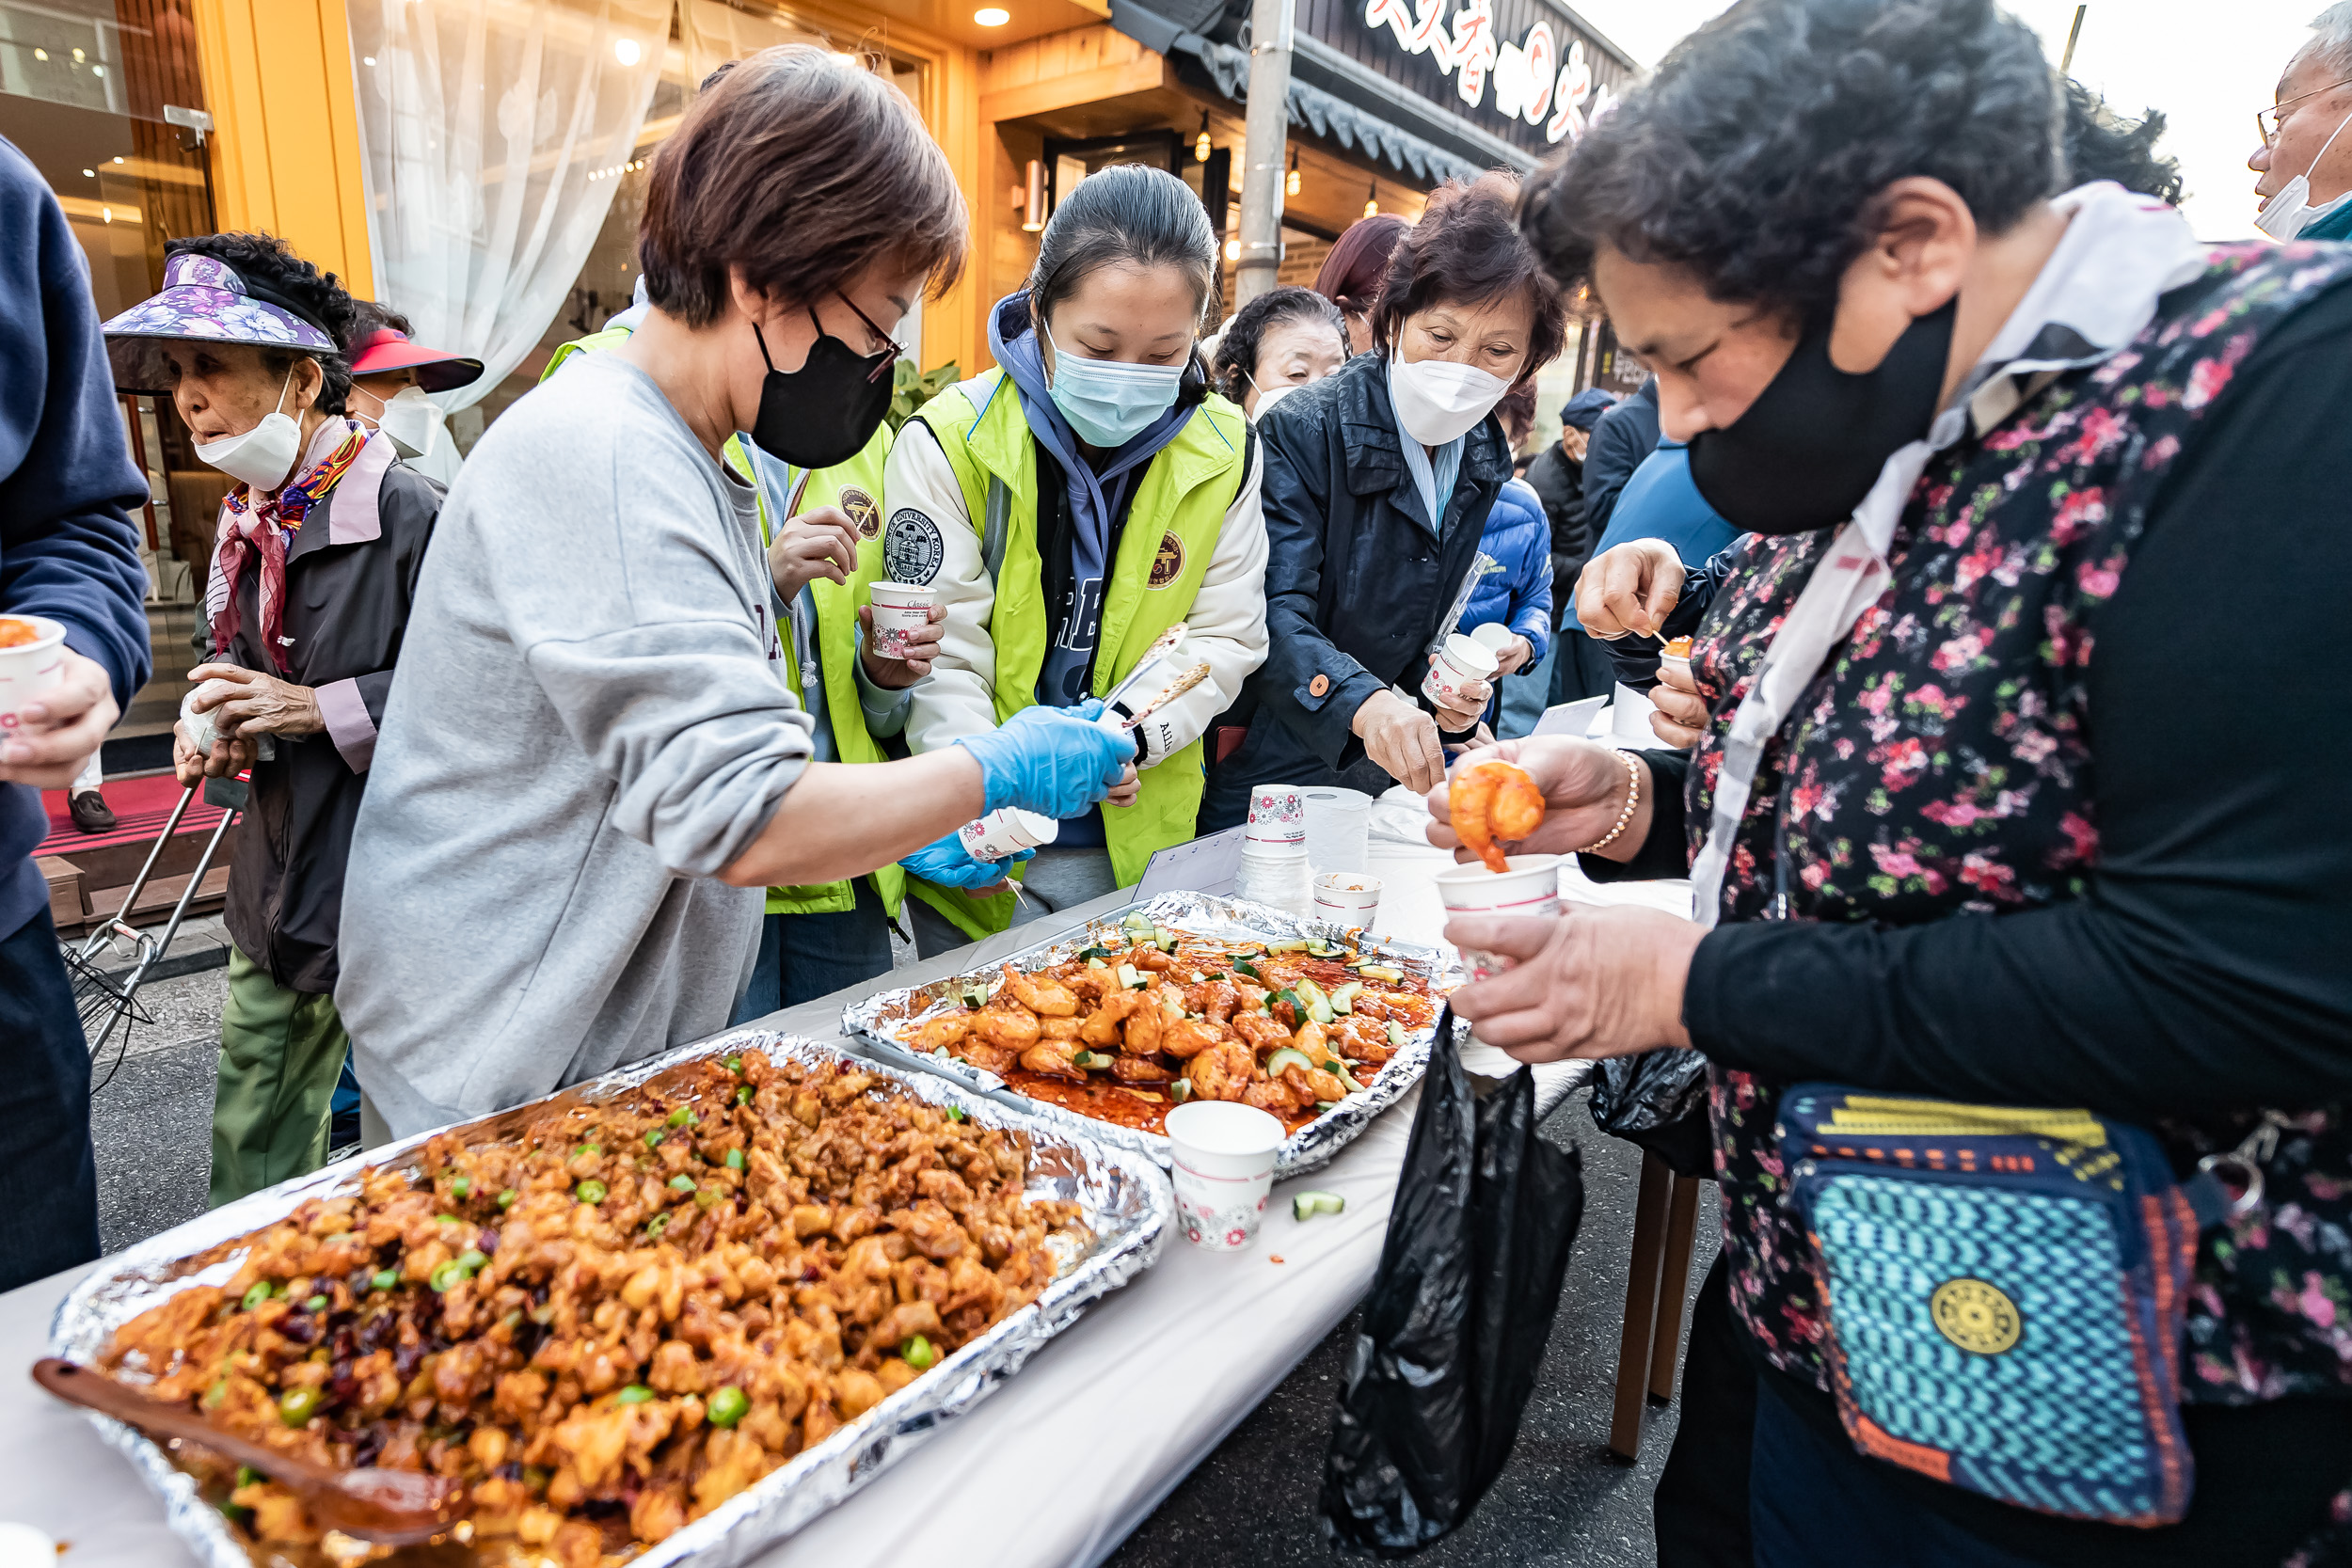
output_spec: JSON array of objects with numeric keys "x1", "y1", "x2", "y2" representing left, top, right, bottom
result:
[{"x1": 1296, "y1": 0, "x2": 1636, "y2": 161}]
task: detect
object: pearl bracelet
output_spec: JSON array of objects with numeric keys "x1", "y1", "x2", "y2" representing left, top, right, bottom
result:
[{"x1": 1572, "y1": 750, "x2": 1644, "y2": 856}]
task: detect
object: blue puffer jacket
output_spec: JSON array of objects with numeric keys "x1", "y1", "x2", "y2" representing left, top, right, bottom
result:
[{"x1": 1462, "y1": 476, "x2": 1552, "y2": 662}]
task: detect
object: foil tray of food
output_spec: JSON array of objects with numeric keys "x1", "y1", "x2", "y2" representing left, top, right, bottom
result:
[
  {"x1": 48, "y1": 1028, "x2": 1171, "y2": 1568},
  {"x1": 841, "y1": 891, "x2": 1461, "y2": 1180}
]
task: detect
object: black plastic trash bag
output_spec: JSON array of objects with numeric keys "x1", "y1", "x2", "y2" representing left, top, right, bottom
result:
[
  {"x1": 1320, "y1": 1006, "x2": 1585, "y2": 1556},
  {"x1": 1588, "y1": 1047, "x2": 1714, "y2": 1178}
]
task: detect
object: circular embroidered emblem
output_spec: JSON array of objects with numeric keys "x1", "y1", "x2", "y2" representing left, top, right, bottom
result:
[
  {"x1": 1931, "y1": 1276, "x2": 2022, "y2": 1355},
  {"x1": 838, "y1": 484, "x2": 881, "y2": 539},
  {"x1": 1147, "y1": 531, "x2": 1186, "y2": 589},
  {"x1": 883, "y1": 508, "x2": 944, "y2": 585}
]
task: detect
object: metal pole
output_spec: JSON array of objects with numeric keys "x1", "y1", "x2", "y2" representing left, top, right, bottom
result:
[
  {"x1": 2058, "y1": 4, "x2": 2086, "y2": 72},
  {"x1": 1233, "y1": 0, "x2": 1295, "y2": 308}
]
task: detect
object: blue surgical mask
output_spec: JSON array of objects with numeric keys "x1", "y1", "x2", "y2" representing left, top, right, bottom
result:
[{"x1": 1042, "y1": 323, "x2": 1184, "y2": 447}]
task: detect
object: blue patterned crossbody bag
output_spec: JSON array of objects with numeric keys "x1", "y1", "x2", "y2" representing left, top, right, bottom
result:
[{"x1": 1776, "y1": 1089, "x2": 2237, "y2": 1527}]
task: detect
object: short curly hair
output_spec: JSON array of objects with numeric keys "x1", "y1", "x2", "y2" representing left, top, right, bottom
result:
[
  {"x1": 1371, "y1": 172, "x2": 1566, "y2": 377},
  {"x1": 1211, "y1": 286, "x2": 1347, "y2": 404},
  {"x1": 164, "y1": 232, "x2": 358, "y2": 415},
  {"x1": 1517, "y1": 0, "x2": 2061, "y2": 326}
]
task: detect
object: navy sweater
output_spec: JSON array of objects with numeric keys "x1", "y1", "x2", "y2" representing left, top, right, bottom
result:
[{"x1": 0, "y1": 136, "x2": 151, "y2": 939}]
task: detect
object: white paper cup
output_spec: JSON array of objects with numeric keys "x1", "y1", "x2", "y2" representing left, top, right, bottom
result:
[
  {"x1": 1167, "y1": 1101, "x2": 1286, "y2": 1252},
  {"x1": 1433, "y1": 854, "x2": 1563, "y2": 984},
  {"x1": 0, "y1": 614, "x2": 66, "y2": 729},
  {"x1": 958, "y1": 807, "x2": 1058, "y2": 862},
  {"x1": 1468, "y1": 622, "x2": 1516, "y2": 655},
  {"x1": 867, "y1": 581, "x2": 938, "y2": 660},
  {"x1": 1245, "y1": 783, "x2": 1306, "y2": 848},
  {"x1": 1303, "y1": 786, "x2": 1372, "y2": 875},
  {"x1": 1312, "y1": 871, "x2": 1382, "y2": 926},
  {"x1": 1422, "y1": 631, "x2": 1500, "y2": 710}
]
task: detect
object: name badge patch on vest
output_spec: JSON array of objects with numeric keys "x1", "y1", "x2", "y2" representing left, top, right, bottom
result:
[
  {"x1": 1147, "y1": 531, "x2": 1186, "y2": 590},
  {"x1": 885, "y1": 508, "x2": 944, "y2": 584},
  {"x1": 839, "y1": 486, "x2": 882, "y2": 540}
]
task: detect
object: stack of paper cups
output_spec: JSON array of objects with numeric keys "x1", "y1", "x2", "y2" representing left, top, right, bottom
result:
[
  {"x1": 1236, "y1": 783, "x2": 1310, "y2": 915},
  {"x1": 1302, "y1": 786, "x2": 1372, "y2": 878}
]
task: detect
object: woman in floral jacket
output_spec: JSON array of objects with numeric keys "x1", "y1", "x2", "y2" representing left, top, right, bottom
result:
[{"x1": 1431, "y1": 2, "x2": 2352, "y2": 1565}]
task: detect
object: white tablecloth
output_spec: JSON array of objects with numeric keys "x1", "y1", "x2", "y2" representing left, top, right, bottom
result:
[{"x1": 0, "y1": 827, "x2": 1692, "y2": 1567}]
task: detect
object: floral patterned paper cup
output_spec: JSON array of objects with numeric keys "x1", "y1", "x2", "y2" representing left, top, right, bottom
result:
[
  {"x1": 867, "y1": 581, "x2": 938, "y2": 660},
  {"x1": 1433, "y1": 854, "x2": 1563, "y2": 983},
  {"x1": 957, "y1": 807, "x2": 1057, "y2": 862},
  {"x1": 1167, "y1": 1101, "x2": 1286, "y2": 1252},
  {"x1": 1422, "y1": 631, "x2": 1499, "y2": 710},
  {"x1": 1245, "y1": 783, "x2": 1307, "y2": 849}
]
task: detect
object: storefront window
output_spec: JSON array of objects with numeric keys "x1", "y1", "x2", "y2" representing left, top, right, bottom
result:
[
  {"x1": 449, "y1": 0, "x2": 933, "y2": 451},
  {"x1": 1, "y1": 0, "x2": 217, "y2": 757}
]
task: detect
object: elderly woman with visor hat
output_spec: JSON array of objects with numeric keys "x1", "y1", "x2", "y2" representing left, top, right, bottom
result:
[
  {"x1": 342, "y1": 301, "x2": 482, "y2": 488},
  {"x1": 102, "y1": 234, "x2": 444, "y2": 1207}
]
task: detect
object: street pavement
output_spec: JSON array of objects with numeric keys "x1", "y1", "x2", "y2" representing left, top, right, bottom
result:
[{"x1": 87, "y1": 970, "x2": 1709, "y2": 1565}]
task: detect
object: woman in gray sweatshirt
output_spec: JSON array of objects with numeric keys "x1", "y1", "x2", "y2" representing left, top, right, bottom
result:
[{"x1": 337, "y1": 48, "x2": 1131, "y2": 1138}]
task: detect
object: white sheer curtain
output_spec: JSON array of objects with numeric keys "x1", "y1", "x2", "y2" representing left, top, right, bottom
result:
[{"x1": 350, "y1": 0, "x2": 674, "y2": 411}]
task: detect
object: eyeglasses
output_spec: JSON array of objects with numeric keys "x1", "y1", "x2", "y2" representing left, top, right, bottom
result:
[
  {"x1": 832, "y1": 291, "x2": 907, "y2": 381},
  {"x1": 2257, "y1": 77, "x2": 2352, "y2": 147}
]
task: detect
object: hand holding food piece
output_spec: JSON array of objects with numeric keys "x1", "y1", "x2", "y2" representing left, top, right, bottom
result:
[
  {"x1": 955, "y1": 701, "x2": 1136, "y2": 819},
  {"x1": 1650, "y1": 644, "x2": 1706, "y2": 748},
  {"x1": 1448, "y1": 759, "x2": 1548, "y2": 873},
  {"x1": 1427, "y1": 737, "x2": 1646, "y2": 862},
  {"x1": 1352, "y1": 687, "x2": 1446, "y2": 794},
  {"x1": 1577, "y1": 538, "x2": 1684, "y2": 640}
]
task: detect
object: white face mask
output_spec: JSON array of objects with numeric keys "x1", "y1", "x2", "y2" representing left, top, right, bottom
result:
[
  {"x1": 1249, "y1": 381, "x2": 1299, "y2": 422},
  {"x1": 1387, "y1": 355, "x2": 1514, "y2": 446},
  {"x1": 193, "y1": 368, "x2": 303, "y2": 492},
  {"x1": 2255, "y1": 105, "x2": 2352, "y2": 240},
  {"x1": 359, "y1": 383, "x2": 444, "y2": 460}
]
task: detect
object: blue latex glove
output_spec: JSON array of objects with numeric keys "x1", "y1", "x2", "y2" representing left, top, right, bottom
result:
[
  {"x1": 954, "y1": 700, "x2": 1136, "y2": 819},
  {"x1": 900, "y1": 831, "x2": 1032, "y2": 891}
]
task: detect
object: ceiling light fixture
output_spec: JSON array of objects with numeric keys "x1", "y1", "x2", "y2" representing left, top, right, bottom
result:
[
  {"x1": 974, "y1": 7, "x2": 1009, "y2": 24},
  {"x1": 1286, "y1": 149, "x2": 1300, "y2": 198},
  {"x1": 1194, "y1": 111, "x2": 1212, "y2": 164},
  {"x1": 613, "y1": 37, "x2": 642, "y2": 67},
  {"x1": 1362, "y1": 180, "x2": 1377, "y2": 219},
  {"x1": 1225, "y1": 238, "x2": 1240, "y2": 261}
]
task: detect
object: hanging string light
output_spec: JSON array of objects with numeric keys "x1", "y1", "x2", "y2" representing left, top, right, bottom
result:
[
  {"x1": 1363, "y1": 179, "x2": 1378, "y2": 219},
  {"x1": 1195, "y1": 111, "x2": 1213, "y2": 163},
  {"x1": 1287, "y1": 149, "x2": 1301, "y2": 198}
]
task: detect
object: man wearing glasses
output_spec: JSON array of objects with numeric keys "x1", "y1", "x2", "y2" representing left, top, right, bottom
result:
[{"x1": 2251, "y1": 2, "x2": 2352, "y2": 240}]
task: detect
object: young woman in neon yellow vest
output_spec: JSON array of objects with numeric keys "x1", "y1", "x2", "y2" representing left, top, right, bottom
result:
[
  {"x1": 886, "y1": 166, "x2": 1269, "y2": 956},
  {"x1": 336, "y1": 49, "x2": 1133, "y2": 1138}
]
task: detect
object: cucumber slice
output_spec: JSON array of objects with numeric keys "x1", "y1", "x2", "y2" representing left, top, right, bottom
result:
[
  {"x1": 1156, "y1": 929, "x2": 1180, "y2": 954},
  {"x1": 1356, "y1": 964, "x2": 1405, "y2": 982},
  {"x1": 1304, "y1": 938, "x2": 1339, "y2": 958},
  {"x1": 1265, "y1": 1047, "x2": 1315, "y2": 1077},
  {"x1": 1168, "y1": 1078, "x2": 1193, "y2": 1103},
  {"x1": 1311, "y1": 1101, "x2": 1339, "y2": 1113},
  {"x1": 1387, "y1": 1021, "x2": 1407, "y2": 1048},
  {"x1": 1329, "y1": 981, "x2": 1362, "y2": 1014},
  {"x1": 1076, "y1": 944, "x2": 1115, "y2": 961},
  {"x1": 1307, "y1": 998, "x2": 1335, "y2": 1024},
  {"x1": 1087, "y1": 957, "x2": 1107, "y2": 970},
  {"x1": 1118, "y1": 963, "x2": 1147, "y2": 990},
  {"x1": 1071, "y1": 1050, "x2": 1115, "y2": 1070},
  {"x1": 1292, "y1": 1190, "x2": 1345, "y2": 1220},
  {"x1": 960, "y1": 983, "x2": 991, "y2": 1009},
  {"x1": 1231, "y1": 958, "x2": 1262, "y2": 980},
  {"x1": 1266, "y1": 938, "x2": 1309, "y2": 954}
]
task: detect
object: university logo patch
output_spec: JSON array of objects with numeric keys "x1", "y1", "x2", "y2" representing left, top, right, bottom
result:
[
  {"x1": 1147, "y1": 531, "x2": 1186, "y2": 589},
  {"x1": 838, "y1": 485, "x2": 881, "y2": 539},
  {"x1": 883, "y1": 508, "x2": 944, "y2": 584}
]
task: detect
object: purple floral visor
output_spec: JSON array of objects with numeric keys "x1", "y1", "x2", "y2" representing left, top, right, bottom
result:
[{"x1": 101, "y1": 252, "x2": 340, "y2": 395}]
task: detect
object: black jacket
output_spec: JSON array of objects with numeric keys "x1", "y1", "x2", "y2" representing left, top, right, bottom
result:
[
  {"x1": 1522, "y1": 442, "x2": 1587, "y2": 626},
  {"x1": 1201, "y1": 353, "x2": 1510, "y2": 824},
  {"x1": 1581, "y1": 376, "x2": 1660, "y2": 537},
  {"x1": 209, "y1": 430, "x2": 439, "y2": 992}
]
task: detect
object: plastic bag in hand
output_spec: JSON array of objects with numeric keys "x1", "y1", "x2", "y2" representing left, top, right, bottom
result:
[
  {"x1": 1320, "y1": 1004, "x2": 1584, "y2": 1556},
  {"x1": 1588, "y1": 1047, "x2": 1713, "y2": 1179}
]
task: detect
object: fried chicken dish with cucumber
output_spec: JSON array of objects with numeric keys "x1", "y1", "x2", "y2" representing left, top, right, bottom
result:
[
  {"x1": 94, "y1": 1051, "x2": 1083, "y2": 1567},
  {"x1": 898, "y1": 913, "x2": 1441, "y2": 1135}
]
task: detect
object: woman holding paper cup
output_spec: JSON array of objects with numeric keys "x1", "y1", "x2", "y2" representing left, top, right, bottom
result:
[
  {"x1": 884, "y1": 164, "x2": 1270, "y2": 954},
  {"x1": 1200, "y1": 174, "x2": 1565, "y2": 829},
  {"x1": 99, "y1": 232, "x2": 445, "y2": 1205},
  {"x1": 335, "y1": 50, "x2": 1134, "y2": 1138},
  {"x1": 1431, "y1": 0, "x2": 2352, "y2": 1558}
]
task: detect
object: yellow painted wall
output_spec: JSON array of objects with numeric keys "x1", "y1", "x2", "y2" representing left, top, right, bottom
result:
[{"x1": 192, "y1": 0, "x2": 375, "y2": 297}]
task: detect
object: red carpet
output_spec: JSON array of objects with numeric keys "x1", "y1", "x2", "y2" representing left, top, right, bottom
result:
[{"x1": 35, "y1": 772, "x2": 225, "y2": 859}]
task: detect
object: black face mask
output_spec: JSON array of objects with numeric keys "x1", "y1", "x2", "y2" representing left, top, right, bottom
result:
[
  {"x1": 1686, "y1": 296, "x2": 1958, "y2": 535},
  {"x1": 748, "y1": 309, "x2": 896, "y2": 468}
]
